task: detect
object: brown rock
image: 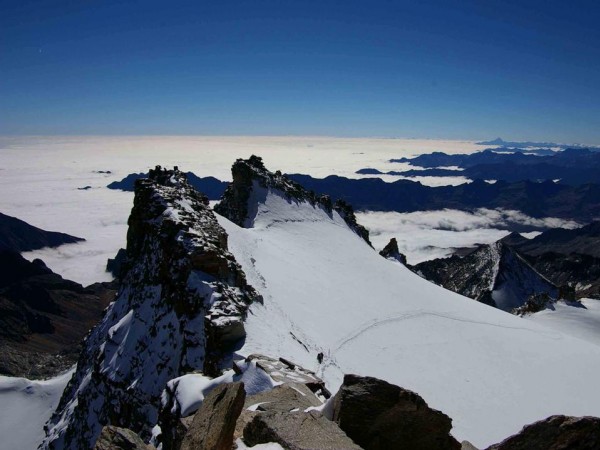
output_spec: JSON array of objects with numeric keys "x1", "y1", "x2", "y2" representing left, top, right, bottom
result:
[
  {"x1": 180, "y1": 382, "x2": 246, "y2": 450},
  {"x1": 486, "y1": 415, "x2": 600, "y2": 450},
  {"x1": 243, "y1": 410, "x2": 362, "y2": 450},
  {"x1": 94, "y1": 425, "x2": 150, "y2": 450},
  {"x1": 331, "y1": 374, "x2": 460, "y2": 450}
]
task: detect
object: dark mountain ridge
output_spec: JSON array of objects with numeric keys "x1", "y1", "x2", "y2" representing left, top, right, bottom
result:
[{"x1": 0, "y1": 211, "x2": 84, "y2": 252}]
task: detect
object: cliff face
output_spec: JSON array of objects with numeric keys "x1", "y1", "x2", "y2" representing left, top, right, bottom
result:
[
  {"x1": 414, "y1": 242, "x2": 558, "y2": 312},
  {"x1": 215, "y1": 156, "x2": 371, "y2": 245},
  {"x1": 41, "y1": 167, "x2": 259, "y2": 450}
]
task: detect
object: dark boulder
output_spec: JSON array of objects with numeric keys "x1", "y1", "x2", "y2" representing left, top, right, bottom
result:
[
  {"x1": 486, "y1": 415, "x2": 600, "y2": 450},
  {"x1": 331, "y1": 374, "x2": 460, "y2": 450},
  {"x1": 379, "y1": 237, "x2": 408, "y2": 265}
]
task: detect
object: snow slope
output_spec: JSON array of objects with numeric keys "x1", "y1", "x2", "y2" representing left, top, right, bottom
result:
[
  {"x1": 525, "y1": 298, "x2": 600, "y2": 346},
  {"x1": 0, "y1": 370, "x2": 73, "y2": 450},
  {"x1": 216, "y1": 188, "x2": 600, "y2": 449}
]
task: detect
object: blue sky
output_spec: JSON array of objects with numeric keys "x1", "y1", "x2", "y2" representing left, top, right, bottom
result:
[{"x1": 2, "y1": 0, "x2": 600, "y2": 143}]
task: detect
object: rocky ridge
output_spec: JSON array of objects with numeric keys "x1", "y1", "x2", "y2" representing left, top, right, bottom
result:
[
  {"x1": 41, "y1": 167, "x2": 260, "y2": 449},
  {"x1": 215, "y1": 156, "x2": 371, "y2": 245},
  {"x1": 413, "y1": 242, "x2": 558, "y2": 312},
  {"x1": 0, "y1": 249, "x2": 115, "y2": 378}
]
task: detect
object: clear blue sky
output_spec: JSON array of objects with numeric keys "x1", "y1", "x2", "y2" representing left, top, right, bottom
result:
[{"x1": 2, "y1": 0, "x2": 600, "y2": 143}]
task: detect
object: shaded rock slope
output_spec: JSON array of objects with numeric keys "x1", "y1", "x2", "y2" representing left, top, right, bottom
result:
[
  {"x1": 414, "y1": 242, "x2": 558, "y2": 312},
  {"x1": 501, "y1": 222, "x2": 600, "y2": 298},
  {"x1": 0, "y1": 211, "x2": 84, "y2": 252},
  {"x1": 0, "y1": 249, "x2": 115, "y2": 378},
  {"x1": 41, "y1": 167, "x2": 260, "y2": 449},
  {"x1": 215, "y1": 155, "x2": 371, "y2": 245}
]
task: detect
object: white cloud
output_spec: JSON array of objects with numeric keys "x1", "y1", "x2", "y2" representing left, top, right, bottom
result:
[{"x1": 357, "y1": 209, "x2": 581, "y2": 265}]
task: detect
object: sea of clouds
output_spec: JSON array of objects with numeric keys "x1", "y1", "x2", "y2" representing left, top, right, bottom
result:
[{"x1": 0, "y1": 136, "x2": 581, "y2": 284}]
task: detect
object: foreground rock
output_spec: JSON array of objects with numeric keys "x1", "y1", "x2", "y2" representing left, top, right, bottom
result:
[
  {"x1": 486, "y1": 415, "x2": 600, "y2": 450},
  {"x1": 332, "y1": 374, "x2": 460, "y2": 450},
  {"x1": 244, "y1": 410, "x2": 362, "y2": 450},
  {"x1": 180, "y1": 382, "x2": 246, "y2": 450},
  {"x1": 94, "y1": 426, "x2": 151, "y2": 450}
]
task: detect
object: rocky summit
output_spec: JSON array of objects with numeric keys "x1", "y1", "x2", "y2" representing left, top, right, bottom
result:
[
  {"x1": 40, "y1": 167, "x2": 260, "y2": 450},
  {"x1": 215, "y1": 155, "x2": 371, "y2": 245}
]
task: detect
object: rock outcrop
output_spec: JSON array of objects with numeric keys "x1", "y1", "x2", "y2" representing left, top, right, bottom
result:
[
  {"x1": 0, "y1": 211, "x2": 84, "y2": 252},
  {"x1": 180, "y1": 382, "x2": 245, "y2": 450},
  {"x1": 41, "y1": 167, "x2": 259, "y2": 449},
  {"x1": 379, "y1": 237, "x2": 408, "y2": 265},
  {"x1": 486, "y1": 415, "x2": 600, "y2": 450},
  {"x1": 332, "y1": 374, "x2": 461, "y2": 450},
  {"x1": 243, "y1": 410, "x2": 362, "y2": 450},
  {"x1": 414, "y1": 242, "x2": 558, "y2": 312},
  {"x1": 0, "y1": 249, "x2": 115, "y2": 378},
  {"x1": 215, "y1": 156, "x2": 371, "y2": 245},
  {"x1": 94, "y1": 426, "x2": 151, "y2": 450}
]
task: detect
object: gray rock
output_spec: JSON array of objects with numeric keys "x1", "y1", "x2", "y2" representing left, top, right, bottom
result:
[
  {"x1": 243, "y1": 410, "x2": 362, "y2": 450},
  {"x1": 94, "y1": 426, "x2": 150, "y2": 449},
  {"x1": 244, "y1": 384, "x2": 323, "y2": 413},
  {"x1": 331, "y1": 374, "x2": 461, "y2": 450},
  {"x1": 180, "y1": 382, "x2": 246, "y2": 450},
  {"x1": 462, "y1": 441, "x2": 479, "y2": 450},
  {"x1": 246, "y1": 354, "x2": 331, "y2": 398},
  {"x1": 486, "y1": 415, "x2": 600, "y2": 450}
]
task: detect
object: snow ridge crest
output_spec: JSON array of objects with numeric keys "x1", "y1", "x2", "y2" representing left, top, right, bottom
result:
[{"x1": 215, "y1": 156, "x2": 371, "y2": 245}]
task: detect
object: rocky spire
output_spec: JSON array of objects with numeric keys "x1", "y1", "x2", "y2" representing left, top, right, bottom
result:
[
  {"x1": 215, "y1": 156, "x2": 371, "y2": 245},
  {"x1": 379, "y1": 238, "x2": 408, "y2": 265},
  {"x1": 41, "y1": 167, "x2": 260, "y2": 450}
]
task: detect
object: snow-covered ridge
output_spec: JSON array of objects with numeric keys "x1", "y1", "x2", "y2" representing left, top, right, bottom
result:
[
  {"x1": 214, "y1": 162, "x2": 600, "y2": 447},
  {"x1": 215, "y1": 155, "x2": 371, "y2": 244},
  {"x1": 40, "y1": 167, "x2": 260, "y2": 450}
]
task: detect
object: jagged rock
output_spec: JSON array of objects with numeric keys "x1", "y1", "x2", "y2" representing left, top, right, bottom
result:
[
  {"x1": 180, "y1": 382, "x2": 246, "y2": 450},
  {"x1": 244, "y1": 384, "x2": 322, "y2": 413},
  {"x1": 379, "y1": 238, "x2": 408, "y2": 265},
  {"x1": 462, "y1": 441, "x2": 479, "y2": 450},
  {"x1": 243, "y1": 410, "x2": 362, "y2": 450},
  {"x1": 486, "y1": 415, "x2": 600, "y2": 450},
  {"x1": 215, "y1": 156, "x2": 371, "y2": 245},
  {"x1": 245, "y1": 354, "x2": 331, "y2": 399},
  {"x1": 106, "y1": 247, "x2": 128, "y2": 279},
  {"x1": 331, "y1": 374, "x2": 460, "y2": 450},
  {"x1": 94, "y1": 425, "x2": 151, "y2": 449},
  {"x1": 414, "y1": 242, "x2": 558, "y2": 312},
  {"x1": 41, "y1": 167, "x2": 259, "y2": 449}
]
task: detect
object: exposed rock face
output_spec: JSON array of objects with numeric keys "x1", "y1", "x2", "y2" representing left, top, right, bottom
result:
[
  {"x1": 41, "y1": 167, "x2": 259, "y2": 450},
  {"x1": 486, "y1": 415, "x2": 600, "y2": 450},
  {"x1": 332, "y1": 374, "x2": 460, "y2": 450},
  {"x1": 0, "y1": 211, "x2": 84, "y2": 252},
  {"x1": 180, "y1": 382, "x2": 245, "y2": 450},
  {"x1": 94, "y1": 426, "x2": 151, "y2": 450},
  {"x1": 414, "y1": 242, "x2": 558, "y2": 312},
  {"x1": 243, "y1": 410, "x2": 362, "y2": 450},
  {"x1": 215, "y1": 156, "x2": 371, "y2": 245},
  {"x1": 379, "y1": 237, "x2": 408, "y2": 265},
  {"x1": 0, "y1": 249, "x2": 115, "y2": 378},
  {"x1": 108, "y1": 171, "x2": 229, "y2": 200}
]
